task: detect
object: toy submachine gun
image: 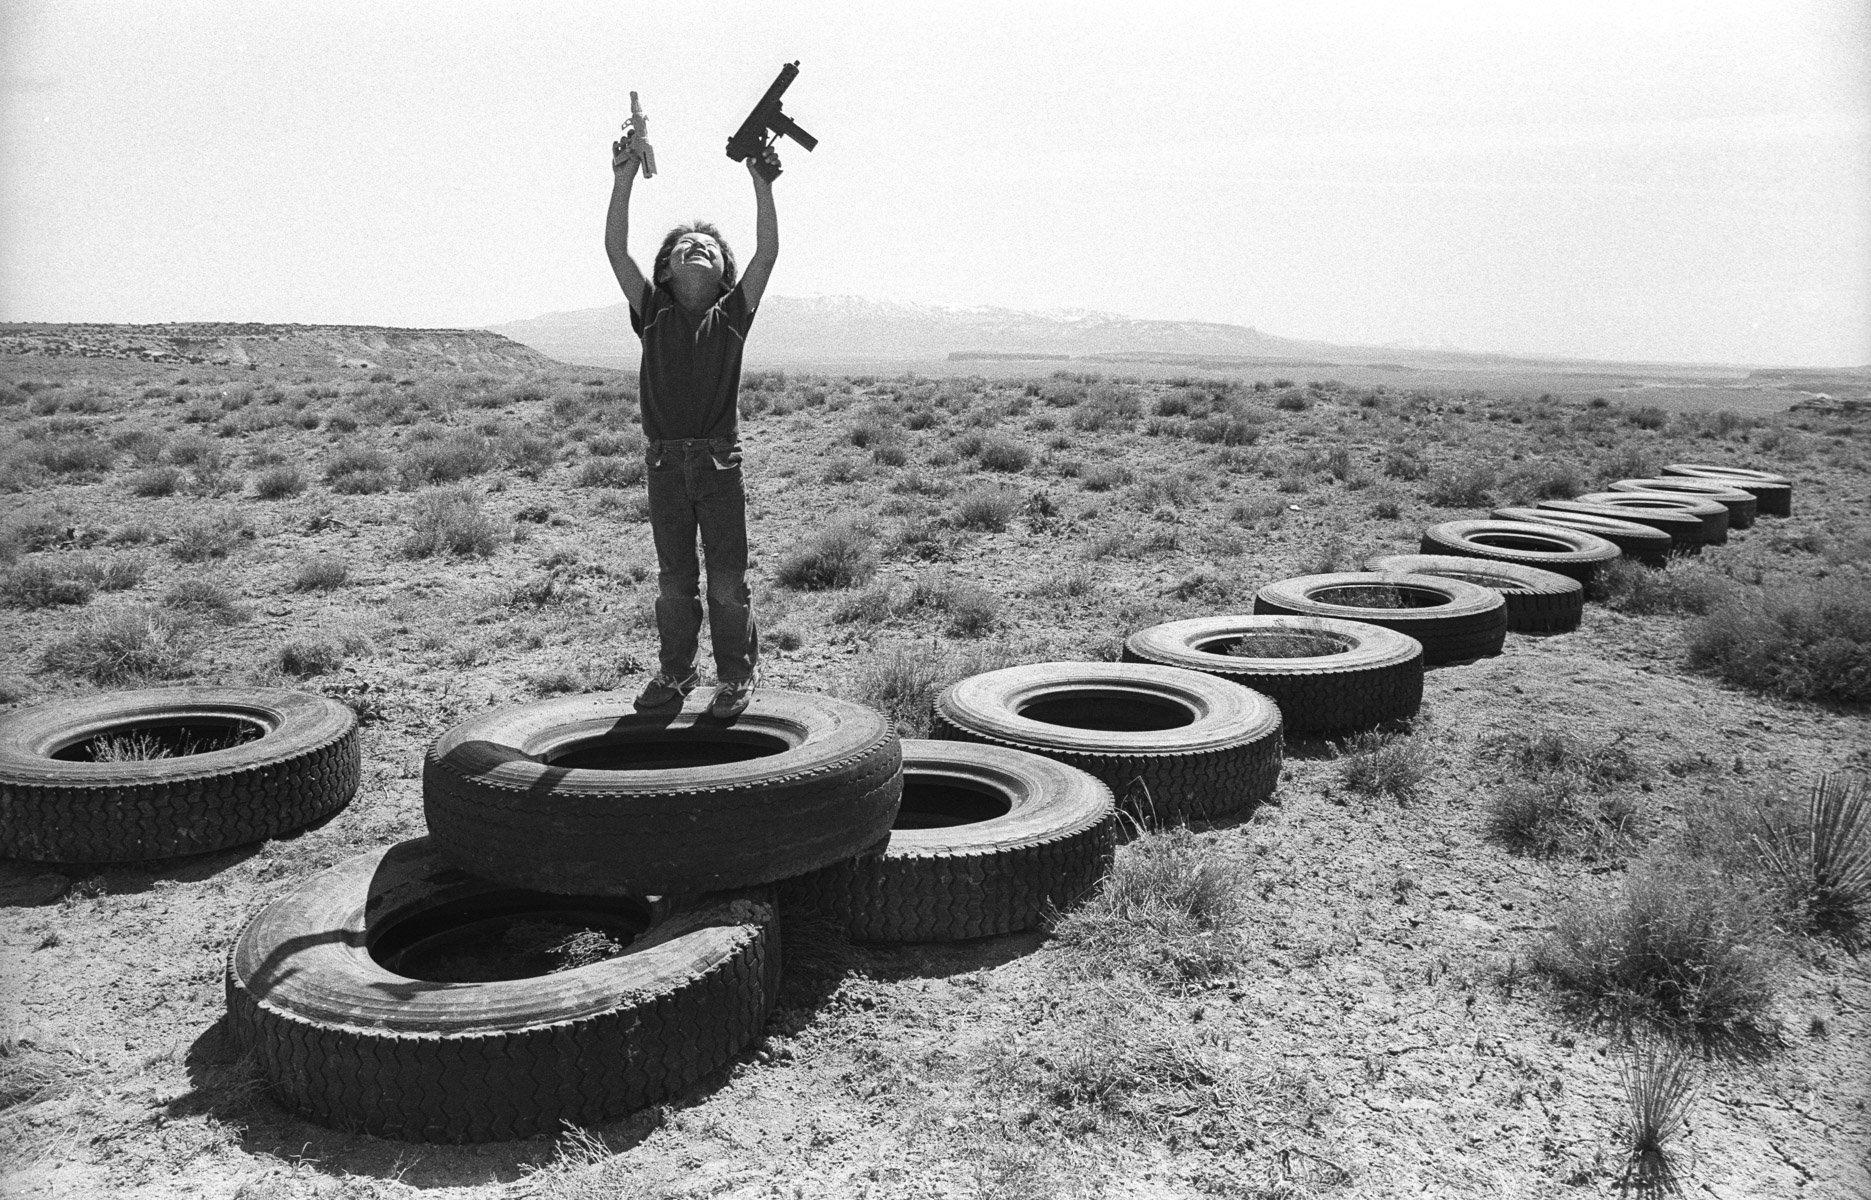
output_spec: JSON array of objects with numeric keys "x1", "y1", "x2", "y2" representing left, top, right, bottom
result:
[
  {"x1": 621, "y1": 91, "x2": 656, "y2": 179},
  {"x1": 725, "y1": 61, "x2": 817, "y2": 180}
]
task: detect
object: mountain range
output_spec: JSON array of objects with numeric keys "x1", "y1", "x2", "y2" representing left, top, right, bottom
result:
[{"x1": 484, "y1": 295, "x2": 1545, "y2": 372}]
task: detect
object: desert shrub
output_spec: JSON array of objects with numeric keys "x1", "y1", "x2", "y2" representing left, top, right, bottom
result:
[
  {"x1": 111, "y1": 428, "x2": 168, "y2": 464},
  {"x1": 941, "y1": 584, "x2": 1000, "y2": 636},
  {"x1": 1071, "y1": 384, "x2": 1140, "y2": 431},
  {"x1": 871, "y1": 443, "x2": 908, "y2": 467},
  {"x1": 1485, "y1": 729, "x2": 1647, "y2": 856},
  {"x1": 1187, "y1": 414, "x2": 1260, "y2": 445},
  {"x1": 165, "y1": 434, "x2": 219, "y2": 468},
  {"x1": 1052, "y1": 827, "x2": 1251, "y2": 981},
  {"x1": 848, "y1": 418, "x2": 899, "y2": 449},
  {"x1": 1131, "y1": 473, "x2": 1198, "y2": 510},
  {"x1": 1029, "y1": 564, "x2": 1098, "y2": 599},
  {"x1": 169, "y1": 511, "x2": 250, "y2": 562},
  {"x1": 0, "y1": 562, "x2": 94, "y2": 608},
  {"x1": 893, "y1": 518, "x2": 951, "y2": 561},
  {"x1": 276, "y1": 639, "x2": 345, "y2": 678},
  {"x1": 162, "y1": 579, "x2": 247, "y2": 624},
  {"x1": 40, "y1": 606, "x2": 195, "y2": 684},
  {"x1": 325, "y1": 445, "x2": 395, "y2": 494},
  {"x1": 27, "y1": 438, "x2": 115, "y2": 478},
  {"x1": 252, "y1": 465, "x2": 306, "y2": 499},
  {"x1": 499, "y1": 430, "x2": 560, "y2": 477},
  {"x1": 953, "y1": 486, "x2": 1020, "y2": 532},
  {"x1": 1273, "y1": 390, "x2": 1311, "y2": 412},
  {"x1": 291, "y1": 557, "x2": 349, "y2": 591},
  {"x1": 575, "y1": 456, "x2": 643, "y2": 488},
  {"x1": 975, "y1": 435, "x2": 1032, "y2": 472},
  {"x1": 1336, "y1": 730, "x2": 1432, "y2": 802},
  {"x1": 1597, "y1": 558, "x2": 1731, "y2": 616},
  {"x1": 1750, "y1": 772, "x2": 1871, "y2": 948},
  {"x1": 1684, "y1": 581, "x2": 1871, "y2": 703},
  {"x1": 1080, "y1": 463, "x2": 1131, "y2": 492},
  {"x1": 403, "y1": 488, "x2": 502, "y2": 558},
  {"x1": 775, "y1": 518, "x2": 876, "y2": 589},
  {"x1": 128, "y1": 466, "x2": 183, "y2": 497},
  {"x1": 1533, "y1": 863, "x2": 1776, "y2": 1041},
  {"x1": 821, "y1": 457, "x2": 870, "y2": 484},
  {"x1": 1383, "y1": 448, "x2": 1429, "y2": 481},
  {"x1": 1228, "y1": 496, "x2": 1286, "y2": 528},
  {"x1": 1615, "y1": 1044, "x2": 1699, "y2": 1197},
  {"x1": 1424, "y1": 465, "x2": 1496, "y2": 507},
  {"x1": 1501, "y1": 460, "x2": 1588, "y2": 502},
  {"x1": 1622, "y1": 405, "x2": 1670, "y2": 431},
  {"x1": 848, "y1": 642, "x2": 947, "y2": 735},
  {"x1": 1169, "y1": 570, "x2": 1233, "y2": 604},
  {"x1": 400, "y1": 431, "x2": 495, "y2": 486},
  {"x1": 831, "y1": 585, "x2": 895, "y2": 626}
]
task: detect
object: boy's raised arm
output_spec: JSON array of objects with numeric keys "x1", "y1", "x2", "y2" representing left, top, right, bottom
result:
[
  {"x1": 606, "y1": 140, "x2": 649, "y2": 316},
  {"x1": 737, "y1": 149, "x2": 781, "y2": 312}
]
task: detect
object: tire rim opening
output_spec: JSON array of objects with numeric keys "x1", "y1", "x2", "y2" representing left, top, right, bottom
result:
[
  {"x1": 1017, "y1": 690, "x2": 1196, "y2": 732},
  {"x1": 1606, "y1": 500, "x2": 1688, "y2": 511},
  {"x1": 545, "y1": 730, "x2": 790, "y2": 771},
  {"x1": 1199, "y1": 631, "x2": 1354, "y2": 659},
  {"x1": 895, "y1": 776, "x2": 1013, "y2": 829},
  {"x1": 1468, "y1": 532, "x2": 1574, "y2": 553},
  {"x1": 1309, "y1": 584, "x2": 1450, "y2": 610},
  {"x1": 369, "y1": 890, "x2": 652, "y2": 983},
  {"x1": 50, "y1": 716, "x2": 266, "y2": 763}
]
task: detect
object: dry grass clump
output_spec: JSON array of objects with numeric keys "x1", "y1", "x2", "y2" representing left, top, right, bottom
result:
[
  {"x1": 1684, "y1": 581, "x2": 1871, "y2": 703},
  {"x1": 128, "y1": 465, "x2": 183, "y2": 497},
  {"x1": 169, "y1": 510, "x2": 251, "y2": 562},
  {"x1": 775, "y1": 517, "x2": 876, "y2": 589},
  {"x1": 1053, "y1": 826, "x2": 1252, "y2": 981},
  {"x1": 290, "y1": 556, "x2": 349, "y2": 591},
  {"x1": 40, "y1": 606, "x2": 196, "y2": 684},
  {"x1": 1533, "y1": 863, "x2": 1777, "y2": 1043},
  {"x1": 1751, "y1": 772, "x2": 1871, "y2": 948},
  {"x1": 845, "y1": 641, "x2": 1016, "y2": 736},
  {"x1": 403, "y1": 487, "x2": 503, "y2": 558},
  {"x1": 1080, "y1": 462, "x2": 1131, "y2": 492},
  {"x1": 953, "y1": 486, "x2": 1021, "y2": 532},
  {"x1": 324, "y1": 445, "x2": 395, "y2": 494},
  {"x1": 573, "y1": 456, "x2": 643, "y2": 488},
  {"x1": 161, "y1": 579, "x2": 248, "y2": 624},
  {"x1": 275, "y1": 639, "x2": 347, "y2": 678},
  {"x1": 1335, "y1": 730, "x2": 1433, "y2": 802},
  {"x1": 1485, "y1": 728, "x2": 1648, "y2": 857},
  {"x1": 1424, "y1": 465, "x2": 1496, "y2": 507},
  {"x1": 0, "y1": 556, "x2": 141, "y2": 609},
  {"x1": 1597, "y1": 558, "x2": 1731, "y2": 615},
  {"x1": 974, "y1": 434, "x2": 1033, "y2": 472},
  {"x1": 400, "y1": 430, "x2": 496, "y2": 486},
  {"x1": 251, "y1": 464, "x2": 306, "y2": 499}
]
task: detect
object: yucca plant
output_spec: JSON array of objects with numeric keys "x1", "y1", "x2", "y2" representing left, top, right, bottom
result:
[
  {"x1": 1617, "y1": 1042, "x2": 1697, "y2": 1195},
  {"x1": 1753, "y1": 772, "x2": 1871, "y2": 948}
]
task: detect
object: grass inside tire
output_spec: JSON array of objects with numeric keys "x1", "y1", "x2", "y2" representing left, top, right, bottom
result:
[
  {"x1": 1366, "y1": 554, "x2": 1583, "y2": 633},
  {"x1": 424, "y1": 689, "x2": 901, "y2": 895},
  {"x1": 226, "y1": 837, "x2": 778, "y2": 1143},
  {"x1": 0, "y1": 686, "x2": 359, "y2": 863},
  {"x1": 781, "y1": 740, "x2": 1117, "y2": 943},
  {"x1": 1252, "y1": 572, "x2": 1507, "y2": 665},
  {"x1": 930, "y1": 662, "x2": 1282, "y2": 828},
  {"x1": 1122, "y1": 614, "x2": 1423, "y2": 734}
]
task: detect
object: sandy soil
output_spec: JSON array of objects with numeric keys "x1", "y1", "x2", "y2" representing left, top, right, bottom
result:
[{"x1": 1, "y1": 356, "x2": 1867, "y2": 1198}]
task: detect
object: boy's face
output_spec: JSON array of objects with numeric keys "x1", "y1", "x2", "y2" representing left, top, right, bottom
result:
[{"x1": 665, "y1": 233, "x2": 725, "y2": 288}]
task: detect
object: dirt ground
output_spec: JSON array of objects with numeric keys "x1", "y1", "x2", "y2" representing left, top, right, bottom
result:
[{"x1": 1, "y1": 355, "x2": 1868, "y2": 1198}]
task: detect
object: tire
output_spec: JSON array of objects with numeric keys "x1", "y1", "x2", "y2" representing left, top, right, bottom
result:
[
  {"x1": 1365, "y1": 554, "x2": 1583, "y2": 633},
  {"x1": 424, "y1": 690, "x2": 901, "y2": 896},
  {"x1": 226, "y1": 837, "x2": 777, "y2": 1143},
  {"x1": 781, "y1": 740, "x2": 1117, "y2": 943},
  {"x1": 1535, "y1": 499, "x2": 1704, "y2": 553},
  {"x1": 1417, "y1": 519, "x2": 1621, "y2": 586},
  {"x1": 0, "y1": 687, "x2": 358, "y2": 863},
  {"x1": 1575, "y1": 491, "x2": 1729, "y2": 546},
  {"x1": 1491, "y1": 507, "x2": 1673, "y2": 567},
  {"x1": 1253, "y1": 572, "x2": 1508, "y2": 665},
  {"x1": 930, "y1": 662, "x2": 1282, "y2": 827},
  {"x1": 1661, "y1": 463, "x2": 1793, "y2": 517},
  {"x1": 1608, "y1": 478, "x2": 1756, "y2": 529},
  {"x1": 1121, "y1": 615, "x2": 1422, "y2": 734}
]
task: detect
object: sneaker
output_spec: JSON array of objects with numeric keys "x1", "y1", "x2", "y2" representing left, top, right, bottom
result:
[
  {"x1": 710, "y1": 678, "x2": 754, "y2": 719},
  {"x1": 634, "y1": 670, "x2": 698, "y2": 711}
]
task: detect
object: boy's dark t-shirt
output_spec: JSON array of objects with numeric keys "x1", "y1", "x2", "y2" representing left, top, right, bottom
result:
[{"x1": 630, "y1": 281, "x2": 756, "y2": 442}]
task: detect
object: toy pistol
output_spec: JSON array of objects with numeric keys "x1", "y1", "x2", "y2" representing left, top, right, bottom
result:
[
  {"x1": 622, "y1": 91, "x2": 656, "y2": 179},
  {"x1": 725, "y1": 61, "x2": 817, "y2": 180}
]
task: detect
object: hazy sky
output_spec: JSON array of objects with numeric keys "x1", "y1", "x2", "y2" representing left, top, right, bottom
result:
[{"x1": 3, "y1": 1, "x2": 1867, "y2": 366}]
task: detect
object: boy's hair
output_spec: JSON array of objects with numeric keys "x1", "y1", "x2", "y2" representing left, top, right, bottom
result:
[{"x1": 653, "y1": 222, "x2": 738, "y2": 290}]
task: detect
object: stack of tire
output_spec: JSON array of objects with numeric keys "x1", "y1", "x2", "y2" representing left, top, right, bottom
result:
[{"x1": 224, "y1": 689, "x2": 1131, "y2": 1142}]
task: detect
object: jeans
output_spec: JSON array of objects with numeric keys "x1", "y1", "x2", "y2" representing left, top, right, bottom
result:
[{"x1": 644, "y1": 438, "x2": 757, "y2": 683}]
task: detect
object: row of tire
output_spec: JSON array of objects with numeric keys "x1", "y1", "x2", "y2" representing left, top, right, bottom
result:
[{"x1": 0, "y1": 460, "x2": 1792, "y2": 1144}]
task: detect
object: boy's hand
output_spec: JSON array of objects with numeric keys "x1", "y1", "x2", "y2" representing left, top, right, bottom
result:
[
  {"x1": 612, "y1": 138, "x2": 642, "y2": 181},
  {"x1": 746, "y1": 144, "x2": 781, "y2": 183}
]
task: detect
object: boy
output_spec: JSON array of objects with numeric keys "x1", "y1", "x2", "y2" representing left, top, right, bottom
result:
[{"x1": 605, "y1": 126, "x2": 780, "y2": 719}]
